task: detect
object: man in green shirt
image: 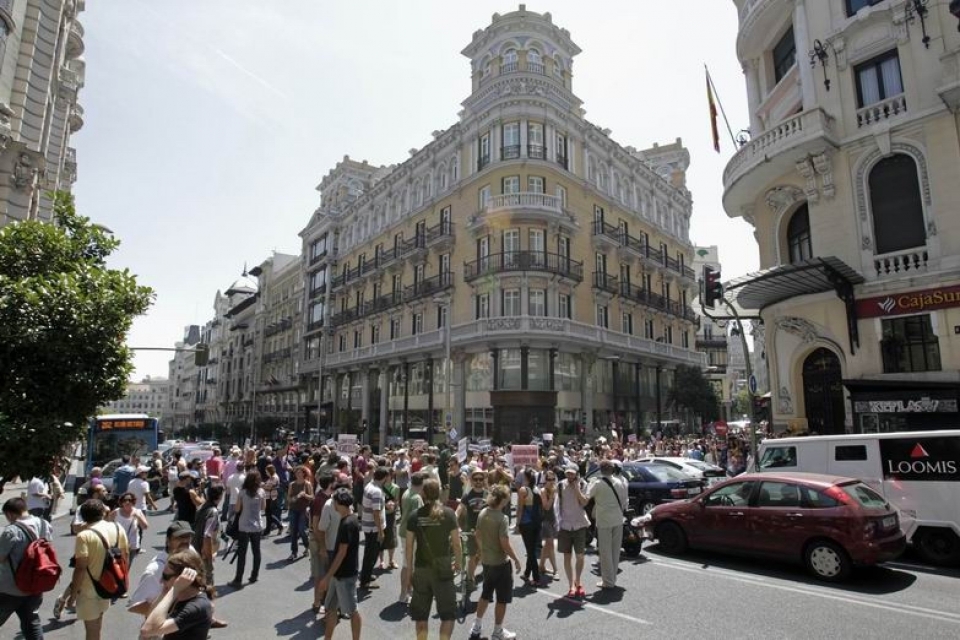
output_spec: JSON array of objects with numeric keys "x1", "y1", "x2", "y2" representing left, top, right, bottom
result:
[
  {"x1": 470, "y1": 484, "x2": 521, "y2": 640},
  {"x1": 397, "y1": 472, "x2": 425, "y2": 605}
]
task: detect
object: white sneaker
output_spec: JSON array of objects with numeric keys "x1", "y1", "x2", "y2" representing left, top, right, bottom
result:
[
  {"x1": 492, "y1": 628, "x2": 517, "y2": 640},
  {"x1": 399, "y1": 591, "x2": 411, "y2": 605}
]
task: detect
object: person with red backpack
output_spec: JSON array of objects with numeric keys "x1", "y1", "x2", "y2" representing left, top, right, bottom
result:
[
  {"x1": 69, "y1": 498, "x2": 129, "y2": 640},
  {"x1": 0, "y1": 497, "x2": 56, "y2": 640}
]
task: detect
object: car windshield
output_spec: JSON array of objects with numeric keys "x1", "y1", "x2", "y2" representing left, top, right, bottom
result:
[
  {"x1": 839, "y1": 482, "x2": 888, "y2": 509},
  {"x1": 635, "y1": 464, "x2": 689, "y2": 483}
]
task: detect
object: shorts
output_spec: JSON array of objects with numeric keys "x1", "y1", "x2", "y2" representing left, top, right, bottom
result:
[
  {"x1": 410, "y1": 566, "x2": 456, "y2": 622},
  {"x1": 462, "y1": 531, "x2": 479, "y2": 556},
  {"x1": 557, "y1": 527, "x2": 588, "y2": 555},
  {"x1": 309, "y1": 536, "x2": 326, "y2": 579},
  {"x1": 480, "y1": 562, "x2": 513, "y2": 604},
  {"x1": 75, "y1": 588, "x2": 111, "y2": 621},
  {"x1": 324, "y1": 575, "x2": 359, "y2": 617}
]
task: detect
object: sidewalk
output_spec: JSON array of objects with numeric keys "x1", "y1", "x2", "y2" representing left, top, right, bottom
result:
[{"x1": 0, "y1": 456, "x2": 84, "y2": 522}]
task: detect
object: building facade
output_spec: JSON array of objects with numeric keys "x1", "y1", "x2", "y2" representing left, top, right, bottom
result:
[
  {"x1": 101, "y1": 376, "x2": 169, "y2": 420},
  {"x1": 299, "y1": 6, "x2": 704, "y2": 445},
  {"x1": 166, "y1": 325, "x2": 201, "y2": 432},
  {"x1": 724, "y1": 0, "x2": 960, "y2": 434},
  {"x1": 0, "y1": 0, "x2": 85, "y2": 226}
]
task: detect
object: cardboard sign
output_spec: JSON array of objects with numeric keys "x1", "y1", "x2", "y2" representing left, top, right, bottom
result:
[
  {"x1": 511, "y1": 445, "x2": 540, "y2": 468},
  {"x1": 337, "y1": 434, "x2": 358, "y2": 457},
  {"x1": 627, "y1": 433, "x2": 637, "y2": 443},
  {"x1": 457, "y1": 438, "x2": 469, "y2": 463},
  {"x1": 542, "y1": 433, "x2": 553, "y2": 443}
]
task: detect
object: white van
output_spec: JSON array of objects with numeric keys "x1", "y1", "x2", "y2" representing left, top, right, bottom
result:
[{"x1": 757, "y1": 430, "x2": 960, "y2": 566}]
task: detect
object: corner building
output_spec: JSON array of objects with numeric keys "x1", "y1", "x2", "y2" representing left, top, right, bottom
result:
[
  {"x1": 300, "y1": 6, "x2": 703, "y2": 445},
  {"x1": 724, "y1": 1, "x2": 960, "y2": 434}
]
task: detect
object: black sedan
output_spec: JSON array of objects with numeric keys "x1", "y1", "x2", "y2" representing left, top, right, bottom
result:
[{"x1": 586, "y1": 462, "x2": 705, "y2": 515}]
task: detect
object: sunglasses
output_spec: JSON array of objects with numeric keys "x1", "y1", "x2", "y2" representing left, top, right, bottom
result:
[{"x1": 161, "y1": 572, "x2": 177, "y2": 581}]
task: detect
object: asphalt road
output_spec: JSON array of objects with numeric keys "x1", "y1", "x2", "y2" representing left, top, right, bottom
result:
[{"x1": 6, "y1": 509, "x2": 960, "y2": 640}]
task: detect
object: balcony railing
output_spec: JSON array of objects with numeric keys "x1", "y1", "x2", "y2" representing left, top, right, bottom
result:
[
  {"x1": 323, "y1": 317, "x2": 705, "y2": 369},
  {"x1": 306, "y1": 319, "x2": 324, "y2": 333},
  {"x1": 464, "y1": 251, "x2": 583, "y2": 282},
  {"x1": 309, "y1": 248, "x2": 328, "y2": 266},
  {"x1": 404, "y1": 271, "x2": 453, "y2": 303},
  {"x1": 485, "y1": 191, "x2": 563, "y2": 214},
  {"x1": 478, "y1": 154, "x2": 491, "y2": 171},
  {"x1": 873, "y1": 248, "x2": 928, "y2": 277},
  {"x1": 527, "y1": 62, "x2": 545, "y2": 75},
  {"x1": 856, "y1": 94, "x2": 907, "y2": 128},
  {"x1": 592, "y1": 221, "x2": 692, "y2": 279},
  {"x1": 556, "y1": 153, "x2": 568, "y2": 170},
  {"x1": 501, "y1": 145, "x2": 521, "y2": 160},
  {"x1": 500, "y1": 62, "x2": 518, "y2": 74},
  {"x1": 618, "y1": 282, "x2": 699, "y2": 323},
  {"x1": 593, "y1": 271, "x2": 619, "y2": 295},
  {"x1": 331, "y1": 307, "x2": 360, "y2": 327},
  {"x1": 696, "y1": 338, "x2": 729, "y2": 350},
  {"x1": 527, "y1": 144, "x2": 545, "y2": 159},
  {"x1": 424, "y1": 220, "x2": 454, "y2": 246}
]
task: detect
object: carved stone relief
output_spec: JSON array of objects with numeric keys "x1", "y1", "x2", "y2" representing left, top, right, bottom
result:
[
  {"x1": 811, "y1": 152, "x2": 835, "y2": 200},
  {"x1": 776, "y1": 317, "x2": 819, "y2": 344},
  {"x1": 795, "y1": 158, "x2": 819, "y2": 204},
  {"x1": 778, "y1": 386, "x2": 794, "y2": 414},
  {"x1": 764, "y1": 185, "x2": 804, "y2": 214}
]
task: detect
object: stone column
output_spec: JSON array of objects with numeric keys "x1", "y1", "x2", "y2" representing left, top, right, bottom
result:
[
  {"x1": 634, "y1": 362, "x2": 643, "y2": 438},
  {"x1": 379, "y1": 368, "x2": 389, "y2": 453},
  {"x1": 794, "y1": 0, "x2": 816, "y2": 110},
  {"x1": 493, "y1": 120, "x2": 502, "y2": 162},
  {"x1": 360, "y1": 367, "x2": 371, "y2": 445},
  {"x1": 520, "y1": 346, "x2": 529, "y2": 390},
  {"x1": 743, "y1": 59, "x2": 763, "y2": 134},
  {"x1": 330, "y1": 372, "x2": 340, "y2": 437},
  {"x1": 491, "y1": 349, "x2": 500, "y2": 391},
  {"x1": 549, "y1": 348, "x2": 557, "y2": 391},
  {"x1": 520, "y1": 118, "x2": 528, "y2": 157},
  {"x1": 582, "y1": 352, "x2": 596, "y2": 432},
  {"x1": 402, "y1": 362, "x2": 410, "y2": 441},
  {"x1": 545, "y1": 122, "x2": 554, "y2": 162},
  {"x1": 426, "y1": 358, "x2": 435, "y2": 442},
  {"x1": 453, "y1": 351, "x2": 468, "y2": 437}
]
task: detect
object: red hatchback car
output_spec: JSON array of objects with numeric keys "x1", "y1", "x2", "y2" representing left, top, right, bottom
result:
[{"x1": 646, "y1": 472, "x2": 906, "y2": 581}]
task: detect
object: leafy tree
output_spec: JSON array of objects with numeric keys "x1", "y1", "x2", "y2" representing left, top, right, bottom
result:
[
  {"x1": 732, "y1": 388, "x2": 752, "y2": 419},
  {"x1": 0, "y1": 193, "x2": 153, "y2": 480},
  {"x1": 668, "y1": 365, "x2": 720, "y2": 423}
]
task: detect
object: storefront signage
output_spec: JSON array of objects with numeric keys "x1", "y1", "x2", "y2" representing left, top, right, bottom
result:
[
  {"x1": 857, "y1": 284, "x2": 960, "y2": 319},
  {"x1": 879, "y1": 437, "x2": 960, "y2": 482},
  {"x1": 853, "y1": 398, "x2": 959, "y2": 414}
]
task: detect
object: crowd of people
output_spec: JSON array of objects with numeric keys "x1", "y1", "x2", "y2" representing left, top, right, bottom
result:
[{"x1": 0, "y1": 430, "x2": 756, "y2": 639}]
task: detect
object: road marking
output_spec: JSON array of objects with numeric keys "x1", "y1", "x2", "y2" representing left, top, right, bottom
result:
[
  {"x1": 651, "y1": 558, "x2": 960, "y2": 625},
  {"x1": 530, "y1": 588, "x2": 652, "y2": 625}
]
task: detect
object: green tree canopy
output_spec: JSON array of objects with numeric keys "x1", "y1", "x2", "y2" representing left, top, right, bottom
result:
[
  {"x1": 0, "y1": 193, "x2": 154, "y2": 480},
  {"x1": 668, "y1": 365, "x2": 721, "y2": 423}
]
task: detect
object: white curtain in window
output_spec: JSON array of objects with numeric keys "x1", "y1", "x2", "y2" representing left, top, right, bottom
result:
[
  {"x1": 880, "y1": 57, "x2": 902, "y2": 96},
  {"x1": 859, "y1": 68, "x2": 880, "y2": 105}
]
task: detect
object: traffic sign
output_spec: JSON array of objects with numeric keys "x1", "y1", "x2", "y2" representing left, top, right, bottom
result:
[
  {"x1": 448, "y1": 428, "x2": 458, "y2": 441},
  {"x1": 748, "y1": 374, "x2": 758, "y2": 395}
]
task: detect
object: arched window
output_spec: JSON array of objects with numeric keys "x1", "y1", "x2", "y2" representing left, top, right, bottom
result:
[
  {"x1": 787, "y1": 203, "x2": 812, "y2": 264},
  {"x1": 502, "y1": 48, "x2": 518, "y2": 73},
  {"x1": 450, "y1": 156, "x2": 459, "y2": 182},
  {"x1": 438, "y1": 163, "x2": 448, "y2": 191},
  {"x1": 869, "y1": 154, "x2": 925, "y2": 255},
  {"x1": 528, "y1": 49, "x2": 541, "y2": 65}
]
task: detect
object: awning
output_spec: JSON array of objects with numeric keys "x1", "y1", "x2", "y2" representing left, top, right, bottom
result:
[
  {"x1": 724, "y1": 257, "x2": 865, "y2": 355},
  {"x1": 725, "y1": 257, "x2": 864, "y2": 310}
]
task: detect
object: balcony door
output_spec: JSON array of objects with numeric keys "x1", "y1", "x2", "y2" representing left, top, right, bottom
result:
[
  {"x1": 503, "y1": 229, "x2": 520, "y2": 268},
  {"x1": 477, "y1": 236, "x2": 490, "y2": 274},
  {"x1": 529, "y1": 229, "x2": 545, "y2": 267},
  {"x1": 802, "y1": 348, "x2": 845, "y2": 436}
]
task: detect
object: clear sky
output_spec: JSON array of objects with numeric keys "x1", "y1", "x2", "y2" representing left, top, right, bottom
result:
[{"x1": 73, "y1": 0, "x2": 755, "y2": 380}]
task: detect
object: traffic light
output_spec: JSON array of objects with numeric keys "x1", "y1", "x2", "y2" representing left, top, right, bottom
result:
[
  {"x1": 194, "y1": 343, "x2": 209, "y2": 366},
  {"x1": 702, "y1": 265, "x2": 723, "y2": 309}
]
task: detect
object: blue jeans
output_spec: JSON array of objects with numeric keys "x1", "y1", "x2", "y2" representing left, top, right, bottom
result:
[
  {"x1": 288, "y1": 509, "x2": 308, "y2": 554},
  {"x1": 0, "y1": 592, "x2": 43, "y2": 640}
]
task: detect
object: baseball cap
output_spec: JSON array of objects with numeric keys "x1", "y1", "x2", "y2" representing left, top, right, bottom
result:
[
  {"x1": 166, "y1": 521, "x2": 194, "y2": 538},
  {"x1": 565, "y1": 464, "x2": 579, "y2": 474},
  {"x1": 136, "y1": 466, "x2": 150, "y2": 475}
]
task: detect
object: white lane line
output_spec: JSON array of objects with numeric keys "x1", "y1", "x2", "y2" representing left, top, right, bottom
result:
[
  {"x1": 651, "y1": 559, "x2": 960, "y2": 625},
  {"x1": 530, "y1": 588, "x2": 652, "y2": 625}
]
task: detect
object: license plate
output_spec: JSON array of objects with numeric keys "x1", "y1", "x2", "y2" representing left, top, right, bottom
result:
[
  {"x1": 687, "y1": 487, "x2": 701, "y2": 496},
  {"x1": 882, "y1": 515, "x2": 896, "y2": 529}
]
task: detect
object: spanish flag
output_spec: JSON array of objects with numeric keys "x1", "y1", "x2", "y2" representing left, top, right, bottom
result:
[{"x1": 706, "y1": 68, "x2": 720, "y2": 153}]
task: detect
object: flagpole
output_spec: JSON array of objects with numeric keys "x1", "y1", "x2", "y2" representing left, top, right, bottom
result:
[{"x1": 706, "y1": 65, "x2": 739, "y2": 149}]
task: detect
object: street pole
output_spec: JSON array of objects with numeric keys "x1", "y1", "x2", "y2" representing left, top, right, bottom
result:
[
  {"x1": 250, "y1": 319, "x2": 261, "y2": 445},
  {"x1": 445, "y1": 300, "x2": 452, "y2": 434}
]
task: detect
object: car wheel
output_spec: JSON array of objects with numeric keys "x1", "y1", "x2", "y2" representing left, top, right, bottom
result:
[
  {"x1": 639, "y1": 501, "x2": 656, "y2": 516},
  {"x1": 915, "y1": 528, "x2": 960, "y2": 566},
  {"x1": 804, "y1": 540, "x2": 851, "y2": 581},
  {"x1": 655, "y1": 521, "x2": 687, "y2": 555}
]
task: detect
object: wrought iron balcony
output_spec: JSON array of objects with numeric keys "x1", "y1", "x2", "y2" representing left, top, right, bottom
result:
[
  {"x1": 478, "y1": 154, "x2": 491, "y2": 171},
  {"x1": 527, "y1": 144, "x2": 545, "y2": 159},
  {"x1": 501, "y1": 145, "x2": 521, "y2": 160},
  {"x1": 424, "y1": 220, "x2": 454, "y2": 248},
  {"x1": 593, "y1": 271, "x2": 619, "y2": 295},
  {"x1": 464, "y1": 251, "x2": 583, "y2": 283},
  {"x1": 556, "y1": 153, "x2": 568, "y2": 170},
  {"x1": 403, "y1": 271, "x2": 453, "y2": 303}
]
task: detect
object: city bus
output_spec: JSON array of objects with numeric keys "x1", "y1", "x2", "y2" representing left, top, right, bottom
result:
[{"x1": 85, "y1": 413, "x2": 164, "y2": 475}]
